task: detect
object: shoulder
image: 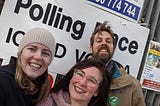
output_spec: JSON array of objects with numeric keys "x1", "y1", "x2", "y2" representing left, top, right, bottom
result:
[
  {"x1": 128, "y1": 76, "x2": 145, "y2": 105},
  {"x1": 0, "y1": 56, "x2": 17, "y2": 76},
  {"x1": 128, "y1": 75, "x2": 143, "y2": 93},
  {"x1": 111, "y1": 62, "x2": 141, "y2": 89},
  {"x1": 0, "y1": 70, "x2": 14, "y2": 84},
  {"x1": 0, "y1": 70, "x2": 17, "y2": 98},
  {"x1": 0, "y1": 70, "x2": 22, "y2": 105},
  {"x1": 119, "y1": 68, "x2": 143, "y2": 93},
  {"x1": 0, "y1": 62, "x2": 16, "y2": 85},
  {"x1": 0, "y1": 58, "x2": 18, "y2": 94},
  {"x1": 117, "y1": 63, "x2": 142, "y2": 88},
  {"x1": 119, "y1": 67, "x2": 142, "y2": 87},
  {"x1": 36, "y1": 94, "x2": 54, "y2": 106}
]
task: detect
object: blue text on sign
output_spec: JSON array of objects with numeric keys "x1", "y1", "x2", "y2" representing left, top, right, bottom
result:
[{"x1": 88, "y1": 0, "x2": 140, "y2": 21}]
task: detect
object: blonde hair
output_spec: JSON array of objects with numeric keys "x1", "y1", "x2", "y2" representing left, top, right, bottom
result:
[{"x1": 15, "y1": 55, "x2": 50, "y2": 105}]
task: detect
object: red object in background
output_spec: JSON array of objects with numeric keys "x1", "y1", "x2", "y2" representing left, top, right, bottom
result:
[
  {"x1": 48, "y1": 74, "x2": 54, "y2": 95},
  {"x1": 142, "y1": 79, "x2": 160, "y2": 91}
]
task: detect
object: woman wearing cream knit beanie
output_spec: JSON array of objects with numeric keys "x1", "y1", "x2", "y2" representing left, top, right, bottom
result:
[
  {"x1": 0, "y1": 27, "x2": 56, "y2": 106},
  {"x1": 17, "y1": 28, "x2": 56, "y2": 105}
]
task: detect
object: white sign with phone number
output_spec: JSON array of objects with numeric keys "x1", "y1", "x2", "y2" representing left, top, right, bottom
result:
[{"x1": 86, "y1": 0, "x2": 145, "y2": 23}]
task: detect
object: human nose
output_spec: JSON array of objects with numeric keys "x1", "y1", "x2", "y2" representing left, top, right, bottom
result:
[
  {"x1": 34, "y1": 51, "x2": 43, "y2": 60},
  {"x1": 79, "y1": 77, "x2": 87, "y2": 86},
  {"x1": 101, "y1": 39, "x2": 107, "y2": 44}
]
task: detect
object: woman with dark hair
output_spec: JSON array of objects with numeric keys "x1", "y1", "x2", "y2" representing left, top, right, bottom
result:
[{"x1": 37, "y1": 58, "x2": 110, "y2": 106}]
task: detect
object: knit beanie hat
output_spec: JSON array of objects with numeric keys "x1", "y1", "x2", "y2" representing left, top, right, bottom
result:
[{"x1": 18, "y1": 28, "x2": 56, "y2": 59}]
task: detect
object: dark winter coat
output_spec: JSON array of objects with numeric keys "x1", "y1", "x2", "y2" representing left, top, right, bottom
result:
[{"x1": 0, "y1": 57, "x2": 32, "y2": 106}]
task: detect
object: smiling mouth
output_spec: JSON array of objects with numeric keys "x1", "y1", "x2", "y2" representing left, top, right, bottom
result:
[
  {"x1": 30, "y1": 63, "x2": 41, "y2": 69},
  {"x1": 99, "y1": 49, "x2": 108, "y2": 52},
  {"x1": 99, "y1": 46, "x2": 110, "y2": 52},
  {"x1": 74, "y1": 86, "x2": 86, "y2": 93},
  {"x1": 99, "y1": 49, "x2": 109, "y2": 54}
]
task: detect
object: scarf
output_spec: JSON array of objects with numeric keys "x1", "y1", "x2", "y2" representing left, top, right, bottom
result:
[{"x1": 52, "y1": 90, "x2": 70, "y2": 106}]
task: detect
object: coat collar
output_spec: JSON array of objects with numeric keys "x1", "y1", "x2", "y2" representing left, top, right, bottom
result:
[{"x1": 110, "y1": 62, "x2": 133, "y2": 89}]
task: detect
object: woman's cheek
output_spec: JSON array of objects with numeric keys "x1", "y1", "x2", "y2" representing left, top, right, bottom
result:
[
  {"x1": 87, "y1": 85, "x2": 99, "y2": 94},
  {"x1": 70, "y1": 77, "x2": 80, "y2": 83}
]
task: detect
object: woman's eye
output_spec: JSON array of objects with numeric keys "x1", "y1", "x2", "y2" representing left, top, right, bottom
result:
[
  {"x1": 42, "y1": 52, "x2": 50, "y2": 57},
  {"x1": 76, "y1": 72, "x2": 84, "y2": 77},
  {"x1": 28, "y1": 47, "x2": 36, "y2": 52},
  {"x1": 88, "y1": 78, "x2": 97, "y2": 84}
]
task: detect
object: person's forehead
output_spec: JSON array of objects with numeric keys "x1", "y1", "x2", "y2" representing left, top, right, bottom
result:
[
  {"x1": 26, "y1": 43, "x2": 51, "y2": 51},
  {"x1": 95, "y1": 32, "x2": 112, "y2": 39},
  {"x1": 82, "y1": 67, "x2": 103, "y2": 81},
  {"x1": 82, "y1": 67, "x2": 101, "y2": 76}
]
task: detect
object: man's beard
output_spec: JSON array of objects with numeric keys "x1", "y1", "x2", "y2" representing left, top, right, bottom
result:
[
  {"x1": 92, "y1": 51, "x2": 112, "y2": 63},
  {"x1": 92, "y1": 44, "x2": 115, "y2": 63}
]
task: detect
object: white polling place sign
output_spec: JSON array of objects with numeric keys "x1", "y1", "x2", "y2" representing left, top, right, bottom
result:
[{"x1": 0, "y1": 0, "x2": 149, "y2": 78}]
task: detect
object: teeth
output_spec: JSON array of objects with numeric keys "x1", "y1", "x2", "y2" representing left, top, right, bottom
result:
[
  {"x1": 75, "y1": 86, "x2": 85, "y2": 93},
  {"x1": 100, "y1": 49, "x2": 107, "y2": 52},
  {"x1": 30, "y1": 63, "x2": 41, "y2": 68},
  {"x1": 99, "y1": 49, "x2": 108, "y2": 53}
]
